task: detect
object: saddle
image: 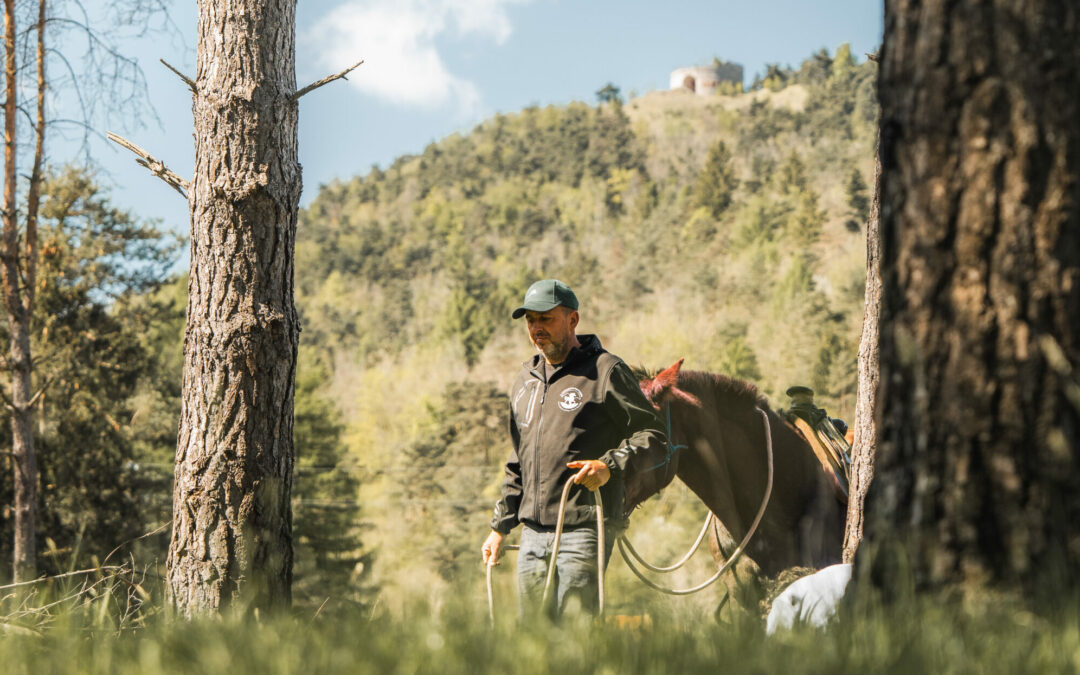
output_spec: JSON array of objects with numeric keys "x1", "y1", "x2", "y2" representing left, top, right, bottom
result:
[{"x1": 780, "y1": 386, "x2": 851, "y2": 503}]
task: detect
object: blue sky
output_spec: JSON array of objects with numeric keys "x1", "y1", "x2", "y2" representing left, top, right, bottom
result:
[{"x1": 81, "y1": 0, "x2": 883, "y2": 236}]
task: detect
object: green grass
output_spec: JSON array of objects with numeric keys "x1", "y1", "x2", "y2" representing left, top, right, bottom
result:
[{"x1": 3, "y1": 573, "x2": 1080, "y2": 674}]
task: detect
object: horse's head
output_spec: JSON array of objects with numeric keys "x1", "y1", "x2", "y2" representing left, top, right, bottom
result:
[{"x1": 624, "y1": 359, "x2": 702, "y2": 514}]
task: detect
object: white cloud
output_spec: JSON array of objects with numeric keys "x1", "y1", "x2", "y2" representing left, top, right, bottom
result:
[{"x1": 306, "y1": 0, "x2": 529, "y2": 113}]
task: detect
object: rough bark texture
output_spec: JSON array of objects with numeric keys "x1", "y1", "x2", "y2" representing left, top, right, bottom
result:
[
  {"x1": 2, "y1": 0, "x2": 37, "y2": 583},
  {"x1": 167, "y1": 0, "x2": 300, "y2": 615},
  {"x1": 863, "y1": 0, "x2": 1080, "y2": 596},
  {"x1": 842, "y1": 141, "x2": 882, "y2": 564}
]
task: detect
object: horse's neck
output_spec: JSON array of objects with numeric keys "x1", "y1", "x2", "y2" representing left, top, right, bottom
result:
[
  {"x1": 676, "y1": 405, "x2": 760, "y2": 538},
  {"x1": 677, "y1": 403, "x2": 844, "y2": 572}
]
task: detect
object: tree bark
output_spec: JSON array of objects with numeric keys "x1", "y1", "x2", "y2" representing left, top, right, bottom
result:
[
  {"x1": 25, "y1": 0, "x2": 44, "y2": 314},
  {"x1": 862, "y1": 0, "x2": 1080, "y2": 597},
  {"x1": 2, "y1": 0, "x2": 38, "y2": 583},
  {"x1": 167, "y1": 0, "x2": 300, "y2": 615},
  {"x1": 842, "y1": 140, "x2": 881, "y2": 564}
]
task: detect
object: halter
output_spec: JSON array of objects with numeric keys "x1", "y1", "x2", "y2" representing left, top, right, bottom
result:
[{"x1": 641, "y1": 402, "x2": 687, "y2": 482}]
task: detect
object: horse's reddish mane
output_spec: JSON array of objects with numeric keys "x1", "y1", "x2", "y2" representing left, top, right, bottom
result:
[{"x1": 677, "y1": 369, "x2": 770, "y2": 411}]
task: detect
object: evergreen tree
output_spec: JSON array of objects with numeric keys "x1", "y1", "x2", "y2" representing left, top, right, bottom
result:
[
  {"x1": 788, "y1": 190, "x2": 826, "y2": 249},
  {"x1": 695, "y1": 140, "x2": 739, "y2": 219},
  {"x1": 443, "y1": 244, "x2": 499, "y2": 368},
  {"x1": 777, "y1": 152, "x2": 808, "y2": 193},
  {"x1": 390, "y1": 383, "x2": 507, "y2": 584},
  {"x1": 716, "y1": 335, "x2": 763, "y2": 382},
  {"x1": 846, "y1": 167, "x2": 870, "y2": 229},
  {"x1": 595, "y1": 83, "x2": 621, "y2": 105},
  {"x1": 0, "y1": 168, "x2": 179, "y2": 573},
  {"x1": 292, "y1": 349, "x2": 370, "y2": 614}
]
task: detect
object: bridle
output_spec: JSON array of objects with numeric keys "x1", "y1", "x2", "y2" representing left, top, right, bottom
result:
[{"x1": 635, "y1": 401, "x2": 687, "y2": 493}]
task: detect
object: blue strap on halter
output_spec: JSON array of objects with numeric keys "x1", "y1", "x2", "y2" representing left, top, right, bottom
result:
[{"x1": 642, "y1": 402, "x2": 687, "y2": 473}]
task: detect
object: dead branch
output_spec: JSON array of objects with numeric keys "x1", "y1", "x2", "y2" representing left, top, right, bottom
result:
[
  {"x1": 25, "y1": 375, "x2": 53, "y2": 409},
  {"x1": 294, "y1": 59, "x2": 364, "y2": 101},
  {"x1": 0, "y1": 566, "x2": 125, "y2": 591},
  {"x1": 102, "y1": 522, "x2": 170, "y2": 567},
  {"x1": 106, "y1": 132, "x2": 189, "y2": 198},
  {"x1": 160, "y1": 58, "x2": 195, "y2": 92}
]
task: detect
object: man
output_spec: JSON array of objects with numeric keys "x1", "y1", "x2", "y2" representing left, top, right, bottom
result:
[{"x1": 481, "y1": 279, "x2": 667, "y2": 616}]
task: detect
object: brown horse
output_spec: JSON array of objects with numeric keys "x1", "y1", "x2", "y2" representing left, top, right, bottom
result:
[{"x1": 627, "y1": 360, "x2": 845, "y2": 579}]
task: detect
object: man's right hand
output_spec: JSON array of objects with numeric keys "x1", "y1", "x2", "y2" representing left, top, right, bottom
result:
[{"x1": 482, "y1": 530, "x2": 504, "y2": 567}]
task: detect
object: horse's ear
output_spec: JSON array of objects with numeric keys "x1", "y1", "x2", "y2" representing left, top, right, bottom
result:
[
  {"x1": 654, "y1": 359, "x2": 684, "y2": 390},
  {"x1": 639, "y1": 359, "x2": 699, "y2": 409}
]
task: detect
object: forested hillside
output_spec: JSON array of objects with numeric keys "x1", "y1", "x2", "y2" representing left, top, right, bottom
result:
[
  {"x1": 294, "y1": 45, "x2": 877, "y2": 610},
  {"x1": 0, "y1": 45, "x2": 876, "y2": 617}
]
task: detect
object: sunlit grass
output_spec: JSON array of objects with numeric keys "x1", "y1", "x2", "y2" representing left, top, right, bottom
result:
[{"x1": 3, "y1": 566, "x2": 1080, "y2": 674}]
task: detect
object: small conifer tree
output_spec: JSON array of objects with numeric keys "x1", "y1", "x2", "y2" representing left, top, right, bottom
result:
[{"x1": 695, "y1": 140, "x2": 739, "y2": 219}]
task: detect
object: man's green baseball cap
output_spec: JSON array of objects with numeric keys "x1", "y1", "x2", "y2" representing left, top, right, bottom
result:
[{"x1": 511, "y1": 279, "x2": 579, "y2": 319}]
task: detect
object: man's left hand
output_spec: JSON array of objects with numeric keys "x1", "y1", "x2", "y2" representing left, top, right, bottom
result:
[{"x1": 567, "y1": 460, "x2": 610, "y2": 491}]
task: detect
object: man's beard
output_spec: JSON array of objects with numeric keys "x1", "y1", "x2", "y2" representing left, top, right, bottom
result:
[{"x1": 535, "y1": 334, "x2": 571, "y2": 363}]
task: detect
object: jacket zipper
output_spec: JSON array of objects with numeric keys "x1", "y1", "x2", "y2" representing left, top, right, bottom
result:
[{"x1": 533, "y1": 371, "x2": 547, "y2": 524}]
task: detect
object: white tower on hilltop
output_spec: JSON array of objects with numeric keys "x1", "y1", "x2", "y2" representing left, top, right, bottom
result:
[{"x1": 669, "y1": 60, "x2": 743, "y2": 95}]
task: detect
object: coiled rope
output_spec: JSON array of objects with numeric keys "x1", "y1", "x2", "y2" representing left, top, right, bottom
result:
[
  {"x1": 486, "y1": 480, "x2": 605, "y2": 623},
  {"x1": 618, "y1": 511, "x2": 713, "y2": 573},
  {"x1": 541, "y1": 480, "x2": 605, "y2": 613}
]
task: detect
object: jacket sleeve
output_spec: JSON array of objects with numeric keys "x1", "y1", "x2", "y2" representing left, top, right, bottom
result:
[
  {"x1": 598, "y1": 361, "x2": 668, "y2": 477},
  {"x1": 490, "y1": 399, "x2": 523, "y2": 535}
]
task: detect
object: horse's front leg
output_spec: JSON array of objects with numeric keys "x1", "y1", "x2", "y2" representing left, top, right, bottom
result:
[{"x1": 708, "y1": 517, "x2": 766, "y2": 622}]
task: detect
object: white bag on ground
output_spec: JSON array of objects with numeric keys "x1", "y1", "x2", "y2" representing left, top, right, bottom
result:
[{"x1": 766, "y1": 563, "x2": 853, "y2": 634}]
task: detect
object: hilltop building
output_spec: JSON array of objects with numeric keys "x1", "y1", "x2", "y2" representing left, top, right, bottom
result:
[{"x1": 669, "y1": 61, "x2": 743, "y2": 95}]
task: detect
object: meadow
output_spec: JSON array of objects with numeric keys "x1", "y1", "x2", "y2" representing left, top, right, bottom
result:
[{"x1": 3, "y1": 568, "x2": 1079, "y2": 674}]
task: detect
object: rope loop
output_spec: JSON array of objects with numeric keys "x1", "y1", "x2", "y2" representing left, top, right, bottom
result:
[{"x1": 616, "y1": 407, "x2": 774, "y2": 595}]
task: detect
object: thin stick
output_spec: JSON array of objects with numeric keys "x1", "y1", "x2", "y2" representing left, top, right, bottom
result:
[
  {"x1": 294, "y1": 59, "x2": 364, "y2": 101},
  {"x1": 106, "y1": 132, "x2": 189, "y2": 199},
  {"x1": 0, "y1": 566, "x2": 125, "y2": 590},
  {"x1": 160, "y1": 58, "x2": 195, "y2": 92},
  {"x1": 102, "y1": 522, "x2": 169, "y2": 567},
  {"x1": 311, "y1": 597, "x2": 330, "y2": 621},
  {"x1": 24, "y1": 374, "x2": 52, "y2": 409}
]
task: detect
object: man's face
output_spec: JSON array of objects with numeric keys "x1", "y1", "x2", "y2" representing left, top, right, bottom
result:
[{"x1": 524, "y1": 307, "x2": 578, "y2": 364}]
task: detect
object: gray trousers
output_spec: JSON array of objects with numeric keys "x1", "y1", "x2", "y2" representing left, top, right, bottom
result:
[{"x1": 517, "y1": 522, "x2": 618, "y2": 617}]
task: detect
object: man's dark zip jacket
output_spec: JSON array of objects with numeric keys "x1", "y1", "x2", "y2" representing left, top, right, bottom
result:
[{"x1": 490, "y1": 334, "x2": 668, "y2": 535}]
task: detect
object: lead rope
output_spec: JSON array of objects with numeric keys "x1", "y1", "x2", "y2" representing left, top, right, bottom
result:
[
  {"x1": 487, "y1": 479, "x2": 605, "y2": 624},
  {"x1": 616, "y1": 407, "x2": 774, "y2": 595},
  {"x1": 618, "y1": 511, "x2": 713, "y2": 573},
  {"x1": 542, "y1": 479, "x2": 605, "y2": 614},
  {"x1": 614, "y1": 398, "x2": 712, "y2": 575}
]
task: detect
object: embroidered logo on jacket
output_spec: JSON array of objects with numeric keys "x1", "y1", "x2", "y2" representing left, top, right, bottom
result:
[{"x1": 558, "y1": 387, "x2": 584, "y2": 411}]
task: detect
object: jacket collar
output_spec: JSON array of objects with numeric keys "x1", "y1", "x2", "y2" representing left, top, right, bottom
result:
[{"x1": 525, "y1": 333, "x2": 603, "y2": 376}]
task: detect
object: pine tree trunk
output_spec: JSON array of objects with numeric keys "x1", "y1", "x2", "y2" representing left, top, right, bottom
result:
[
  {"x1": 2, "y1": 0, "x2": 37, "y2": 583},
  {"x1": 842, "y1": 140, "x2": 881, "y2": 564},
  {"x1": 8, "y1": 341, "x2": 34, "y2": 582},
  {"x1": 167, "y1": 0, "x2": 300, "y2": 615},
  {"x1": 863, "y1": 0, "x2": 1080, "y2": 596}
]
